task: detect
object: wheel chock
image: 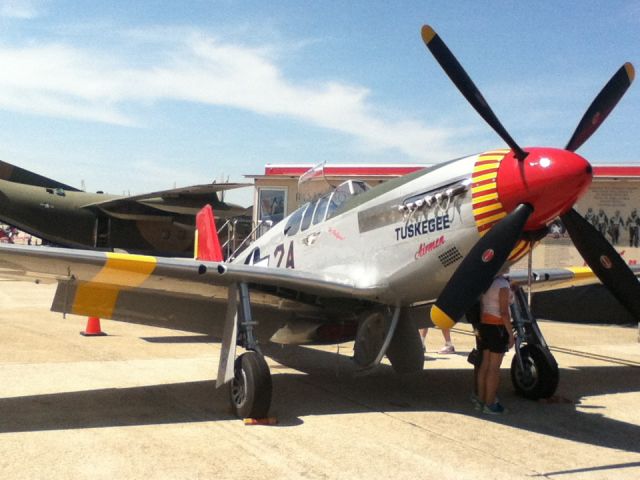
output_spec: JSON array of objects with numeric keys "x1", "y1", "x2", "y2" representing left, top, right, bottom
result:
[
  {"x1": 80, "y1": 316, "x2": 107, "y2": 336},
  {"x1": 243, "y1": 417, "x2": 278, "y2": 426}
]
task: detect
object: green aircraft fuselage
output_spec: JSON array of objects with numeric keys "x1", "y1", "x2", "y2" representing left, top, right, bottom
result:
[{"x1": 0, "y1": 161, "x2": 249, "y2": 256}]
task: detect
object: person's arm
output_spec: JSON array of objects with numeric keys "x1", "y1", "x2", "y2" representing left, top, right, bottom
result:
[{"x1": 499, "y1": 287, "x2": 515, "y2": 349}]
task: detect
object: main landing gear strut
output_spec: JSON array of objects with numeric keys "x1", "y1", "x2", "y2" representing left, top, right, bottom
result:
[
  {"x1": 217, "y1": 282, "x2": 272, "y2": 419},
  {"x1": 509, "y1": 286, "x2": 559, "y2": 399}
]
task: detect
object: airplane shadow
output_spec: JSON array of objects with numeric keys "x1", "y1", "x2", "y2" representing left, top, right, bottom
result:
[
  {"x1": 1, "y1": 341, "x2": 639, "y2": 455},
  {"x1": 261, "y1": 343, "x2": 640, "y2": 451},
  {"x1": 141, "y1": 335, "x2": 215, "y2": 344}
]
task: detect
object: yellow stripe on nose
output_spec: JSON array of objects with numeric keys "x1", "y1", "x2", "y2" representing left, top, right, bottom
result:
[
  {"x1": 475, "y1": 211, "x2": 507, "y2": 227},
  {"x1": 472, "y1": 172, "x2": 499, "y2": 183},
  {"x1": 473, "y1": 160, "x2": 500, "y2": 169},
  {"x1": 473, "y1": 202, "x2": 504, "y2": 216},
  {"x1": 472, "y1": 192, "x2": 499, "y2": 204},
  {"x1": 471, "y1": 182, "x2": 497, "y2": 194},
  {"x1": 71, "y1": 253, "x2": 157, "y2": 318}
]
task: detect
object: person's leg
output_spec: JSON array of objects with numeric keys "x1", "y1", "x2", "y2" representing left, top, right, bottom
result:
[
  {"x1": 438, "y1": 328, "x2": 455, "y2": 353},
  {"x1": 469, "y1": 327, "x2": 483, "y2": 408},
  {"x1": 419, "y1": 328, "x2": 428, "y2": 342},
  {"x1": 442, "y1": 328, "x2": 452, "y2": 344},
  {"x1": 476, "y1": 349, "x2": 491, "y2": 403},
  {"x1": 419, "y1": 328, "x2": 428, "y2": 352},
  {"x1": 473, "y1": 326, "x2": 482, "y2": 395},
  {"x1": 482, "y1": 352, "x2": 505, "y2": 405},
  {"x1": 473, "y1": 364, "x2": 480, "y2": 395}
]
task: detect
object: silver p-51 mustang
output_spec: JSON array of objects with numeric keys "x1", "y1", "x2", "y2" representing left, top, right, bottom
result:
[{"x1": 0, "y1": 25, "x2": 637, "y2": 419}]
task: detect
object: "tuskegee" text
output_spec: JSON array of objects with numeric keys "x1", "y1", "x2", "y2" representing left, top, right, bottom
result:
[{"x1": 395, "y1": 214, "x2": 451, "y2": 241}]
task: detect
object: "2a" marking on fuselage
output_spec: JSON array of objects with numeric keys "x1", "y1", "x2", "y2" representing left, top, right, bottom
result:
[{"x1": 273, "y1": 241, "x2": 295, "y2": 268}]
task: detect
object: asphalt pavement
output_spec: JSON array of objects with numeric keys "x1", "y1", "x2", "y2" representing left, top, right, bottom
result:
[{"x1": 0, "y1": 279, "x2": 639, "y2": 479}]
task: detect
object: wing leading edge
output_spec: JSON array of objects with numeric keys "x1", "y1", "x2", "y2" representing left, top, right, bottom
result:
[
  {"x1": 0, "y1": 244, "x2": 386, "y2": 330},
  {"x1": 508, "y1": 265, "x2": 640, "y2": 292},
  {"x1": 0, "y1": 244, "x2": 636, "y2": 332}
]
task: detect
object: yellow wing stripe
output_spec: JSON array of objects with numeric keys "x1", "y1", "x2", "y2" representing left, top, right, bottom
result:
[
  {"x1": 71, "y1": 253, "x2": 157, "y2": 318},
  {"x1": 567, "y1": 266, "x2": 596, "y2": 281},
  {"x1": 90, "y1": 253, "x2": 157, "y2": 286}
]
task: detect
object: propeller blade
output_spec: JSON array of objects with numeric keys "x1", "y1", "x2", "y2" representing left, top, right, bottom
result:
[
  {"x1": 431, "y1": 203, "x2": 533, "y2": 328},
  {"x1": 561, "y1": 208, "x2": 640, "y2": 319},
  {"x1": 565, "y1": 63, "x2": 635, "y2": 152},
  {"x1": 421, "y1": 25, "x2": 527, "y2": 160}
]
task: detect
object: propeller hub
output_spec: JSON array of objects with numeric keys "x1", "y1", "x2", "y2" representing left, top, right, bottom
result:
[{"x1": 496, "y1": 147, "x2": 592, "y2": 230}]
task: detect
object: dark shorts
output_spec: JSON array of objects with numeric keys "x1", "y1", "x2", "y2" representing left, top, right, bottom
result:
[{"x1": 477, "y1": 324, "x2": 509, "y2": 354}]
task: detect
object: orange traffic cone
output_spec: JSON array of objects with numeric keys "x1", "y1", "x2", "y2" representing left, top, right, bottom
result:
[{"x1": 80, "y1": 316, "x2": 107, "y2": 336}]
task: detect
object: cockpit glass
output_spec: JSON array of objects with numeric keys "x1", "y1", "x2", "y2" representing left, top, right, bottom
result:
[
  {"x1": 285, "y1": 180, "x2": 370, "y2": 234},
  {"x1": 312, "y1": 195, "x2": 329, "y2": 225},
  {"x1": 284, "y1": 203, "x2": 308, "y2": 236},
  {"x1": 325, "y1": 180, "x2": 370, "y2": 220},
  {"x1": 300, "y1": 199, "x2": 317, "y2": 231}
]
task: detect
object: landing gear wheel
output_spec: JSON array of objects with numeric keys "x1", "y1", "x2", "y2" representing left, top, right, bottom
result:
[
  {"x1": 511, "y1": 344, "x2": 559, "y2": 400},
  {"x1": 353, "y1": 309, "x2": 392, "y2": 368},
  {"x1": 386, "y1": 315, "x2": 424, "y2": 374},
  {"x1": 229, "y1": 351, "x2": 272, "y2": 419}
]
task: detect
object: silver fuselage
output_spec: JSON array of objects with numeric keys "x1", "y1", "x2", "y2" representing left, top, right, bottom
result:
[{"x1": 232, "y1": 154, "x2": 483, "y2": 307}]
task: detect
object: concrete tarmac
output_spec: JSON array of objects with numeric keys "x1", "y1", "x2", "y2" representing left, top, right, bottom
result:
[{"x1": 0, "y1": 279, "x2": 639, "y2": 479}]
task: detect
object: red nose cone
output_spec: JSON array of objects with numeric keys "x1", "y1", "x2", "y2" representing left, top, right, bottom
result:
[{"x1": 496, "y1": 147, "x2": 593, "y2": 230}]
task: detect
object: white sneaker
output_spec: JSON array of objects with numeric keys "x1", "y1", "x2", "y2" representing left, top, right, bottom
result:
[{"x1": 438, "y1": 344, "x2": 455, "y2": 354}]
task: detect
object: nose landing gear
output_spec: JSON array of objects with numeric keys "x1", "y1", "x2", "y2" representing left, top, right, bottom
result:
[{"x1": 510, "y1": 287, "x2": 559, "y2": 400}]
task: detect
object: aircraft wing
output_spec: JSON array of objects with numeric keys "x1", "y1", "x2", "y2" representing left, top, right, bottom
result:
[
  {"x1": 0, "y1": 244, "x2": 385, "y2": 330},
  {"x1": 508, "y1": 265, "x2": 640, "y2": 292},
  {"x1": 0, "y1": 159, "x2": 81, "y2": 191},
  {"x1": 81, "y1": 182, "x2": 252, "y2": 208},
  {"x1": 79, "y1": 182, "x2": 252, "y2": 216},
  {"x1": 1, "y1": 243, "x2": 637, "y2": 332}
]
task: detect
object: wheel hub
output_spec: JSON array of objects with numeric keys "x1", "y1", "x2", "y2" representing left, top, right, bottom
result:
[
  {"x1": 230, "y1": 369, "x2": 248, "y2": 407},
  {"x1": 516, "y1": 357, "x2": 539, "y2": 390}
]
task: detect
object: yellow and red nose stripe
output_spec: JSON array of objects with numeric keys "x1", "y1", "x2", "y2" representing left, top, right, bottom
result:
[
  {"x1": 71, "y1": 253, "x2": 157, "y2": 318},
  {"x1": 471, "y1": 150, "x2": 530, "y2": 263}
]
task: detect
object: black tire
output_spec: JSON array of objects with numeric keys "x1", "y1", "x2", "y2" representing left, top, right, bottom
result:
[
  {"x1": 229, "y1": 351, "x2": 272, "y2": 419},
  {"x1": 511, "y1": 344, "x2": 559, "y2": 400},
  {"x1": 353, "y1": 309, "x2": 391, "y2": 368},
  {"x1": 386, "y1": 314, "x2": 424, "y2": 374}
]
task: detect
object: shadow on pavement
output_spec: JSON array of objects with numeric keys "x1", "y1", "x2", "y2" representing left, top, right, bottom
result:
[{"x1": 1, "y1": 342, "x2": 639, "y2": 454}]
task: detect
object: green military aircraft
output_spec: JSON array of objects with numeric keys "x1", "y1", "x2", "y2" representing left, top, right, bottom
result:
[{"x1": 0, "y1": 159, "x2": 250, "y2": 256}]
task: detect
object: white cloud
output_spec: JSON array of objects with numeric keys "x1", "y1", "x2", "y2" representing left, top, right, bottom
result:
[
  {"x1": 0, "y1": 0, "x2": 40, "y2": 19},
  {"x1": 0, "y1": 29, "x2": 460, "y2": 161}
]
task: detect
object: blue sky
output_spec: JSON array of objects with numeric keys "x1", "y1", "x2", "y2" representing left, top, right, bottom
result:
[{"x1": 0, "y1": 1, "x2": 638, "y2": 206}]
